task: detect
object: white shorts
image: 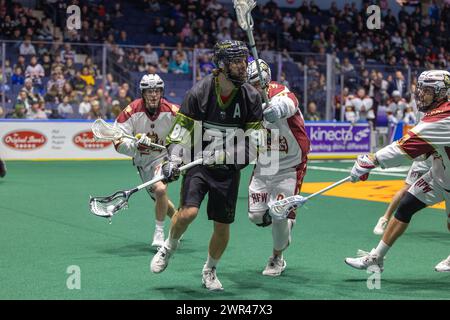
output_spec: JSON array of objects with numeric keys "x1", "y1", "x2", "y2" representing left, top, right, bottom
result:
[
  {"x1": 408, "y1": 171, "x2": 450, "y2": 216},
  {"x1": 405, "y1": 159, "x2": 432, "y2": 185},
  {"x1": 136, "y1": 157, "x2": 165, "y2": 200},
  {"x1": 248, "y1": 163, "x2": 307, "y2": 213}
]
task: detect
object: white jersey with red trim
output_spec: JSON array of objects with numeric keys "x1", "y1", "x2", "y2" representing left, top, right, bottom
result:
[
  {"x1": 114, "y1": 98, "x2": 179, "y2": 167},
  {"x1": 257, "y1": 81, "x2": 310, "y2": 172},
  {"x1": 376, "y1": 101, "x2": 450, "y2": 190}
]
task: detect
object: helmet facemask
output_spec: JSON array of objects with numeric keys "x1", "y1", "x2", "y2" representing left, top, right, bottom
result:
[
  {"x1": 415, "y1": 83, "x2": 447, "y2": 112},
  {"x1": 142, "y1": 88, "x2": 163, "y2": 114}
]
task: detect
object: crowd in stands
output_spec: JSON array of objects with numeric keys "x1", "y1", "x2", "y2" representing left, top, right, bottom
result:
[{"x1": 0, "y1": 0, "x2": 449, "y2": 124}]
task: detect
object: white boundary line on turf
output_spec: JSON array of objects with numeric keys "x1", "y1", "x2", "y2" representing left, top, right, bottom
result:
[{"x1": 307, "y1": 166, "x2": 407, "y2": 178}]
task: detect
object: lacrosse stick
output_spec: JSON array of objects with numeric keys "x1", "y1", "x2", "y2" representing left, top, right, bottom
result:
[
  {"x1": 91, "y1": 118, "x2": 166, "y2": 150},
  {"x1": 269, "y1": 176, "x2": 352, "y2": 220},
  {"x1": 89, "y1": 158, "x2": 203, "y2": 221},
  {"x1": 233, "y1": 0, "x2": 270, "y2": 106}
]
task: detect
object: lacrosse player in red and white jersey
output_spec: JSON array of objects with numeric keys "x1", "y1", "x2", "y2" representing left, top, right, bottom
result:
[
  {"x1": 345, "y1": 70, "x2": 450, "y2": 273},
  {"x1": 247, "y1": 59, "x2": 310, "y2": 276},
  {"x1": 113, "y1": 74, "x2": 179, "y2": 248}
]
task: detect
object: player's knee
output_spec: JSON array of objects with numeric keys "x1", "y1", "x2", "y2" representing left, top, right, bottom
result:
[
  {"x1": 394, "y1": 192, "x2": 426, "y2": 223},
  {"x1": 248, "y1": 210, "x2": 272, "y2": 227},
  {"x1": 153, "y1": 183, "x2": 167, "y2": 198},
  {"x1": 213, "y1": 222, "x2": 230, "y2": 238},
  {"x1": 177, "y1": 206, "x2": 198, "y2": 224}
]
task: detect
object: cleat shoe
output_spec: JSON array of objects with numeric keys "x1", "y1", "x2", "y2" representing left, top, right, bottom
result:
[
  {"x1": 151, "y1": 229, "x2": 165, "y2": 248},
  {"x1": 262, "y1": 255, "x2": 287, "y2": 277},
  {"x1": 150, "y1": 246, "x2": 172, "y2": 273},
  {"x1": 345, "y1": 249, "x2": 384, "y2": 273},
  {"x1": 435, "y1": 255, "x2": 450, "y2": 272},
  {"x1": 202, "y1": 267, "x2": 223, "y2": 291},
  {"x1": 373, "y1": 217, "x2": 388, "y2": 235}
]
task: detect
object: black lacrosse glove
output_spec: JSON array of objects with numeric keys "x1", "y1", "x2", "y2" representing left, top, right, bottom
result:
[{"x1": 162, "y1": 156, "x2": 181, "y2": 183}]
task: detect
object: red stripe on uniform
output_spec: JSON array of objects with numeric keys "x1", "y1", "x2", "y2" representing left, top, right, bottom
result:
[
  {"x1": 116, "y1": 99, "x2": 145, "y2": 123},
  {"x1": 295, "y1": 161, "x2": 308, "y2": 194},
  {"x1": 422, "y1": 101, "x2": 450, "y2": 123},
  {"x1": 398, "y1": 131, "x2": 435, "y2": 159},
  {"x1": 287, "y1": 113, "x2": 311, "y2": 163}
]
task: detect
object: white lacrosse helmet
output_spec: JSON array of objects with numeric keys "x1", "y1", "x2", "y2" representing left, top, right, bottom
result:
[
  {"x1": 247, "y1": 58, "x2": 271, "y2": 89},
  {"x1": 140, "y1": 74, "x2": 164, "y2": 93},
  {"x1": 416, "y1": 70, "x2": 450, "y2": 111}
]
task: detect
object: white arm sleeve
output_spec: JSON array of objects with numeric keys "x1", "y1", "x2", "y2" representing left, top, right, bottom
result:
[
  {"x1": 271, "y1": 94, "x2": 298, "y2": 119},
  {"x1": 114, "y1": 119, "x2": 137, "y2": 157},
  {"x1": 375, "y1": 142, "x2": 411, "y2": 169}
]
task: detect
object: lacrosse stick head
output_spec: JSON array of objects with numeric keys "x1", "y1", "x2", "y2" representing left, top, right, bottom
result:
[
  {"x1": 89, "y1": 190, "x2": 131, "y2": 220},
  {"x1": 269, "y1": 195, "x2": 307, "y2": 220},
  {"x1": 91, "y1": 119, "x2": 123, "y2": 141},
  {"x1": 233, "y1": 0, "x2": 256, "y2": 30}
]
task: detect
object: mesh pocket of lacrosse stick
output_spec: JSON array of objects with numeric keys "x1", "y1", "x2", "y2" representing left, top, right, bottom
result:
[
  {"x1": 91, "y1": 119, "x2": 127, "y2": 141},
  {"x1": 89, "y1": 191, "x2": 130, "y2": 219},
  {"x1": 269, "y1": 195, "x2": 307, "y2": 220}
]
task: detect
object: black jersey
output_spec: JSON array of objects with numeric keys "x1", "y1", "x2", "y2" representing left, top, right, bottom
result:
[{"x1": 167, "y1": 74, "x2": 263, "y2": 168}]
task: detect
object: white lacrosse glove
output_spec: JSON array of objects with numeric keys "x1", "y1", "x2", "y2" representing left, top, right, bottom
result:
[
  {"x1": 350, "y1": 154, "x2": 378, "y2": 183},
  {"x1": 162, "y1": 155, "x2": 182, "y2": 183},
  {"x1": 263, "y1": 96, "x2": 290, "y2": 123},
  {"x1": 135, "y1": 133, "x2": 154, "y2": 155}
]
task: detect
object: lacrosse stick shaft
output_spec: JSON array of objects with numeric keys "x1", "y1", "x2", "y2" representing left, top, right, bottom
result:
[
  {"x1": 305, "y1": 176, "x2": 351, "y2": 200},
  {"x1": 136, "y1": 158, "x2": 204, "y2": 191}
]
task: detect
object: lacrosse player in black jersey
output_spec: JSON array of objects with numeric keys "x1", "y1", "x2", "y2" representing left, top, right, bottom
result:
[{"x1": 150, "y1": 40, "x2": 264, "y2": 291}]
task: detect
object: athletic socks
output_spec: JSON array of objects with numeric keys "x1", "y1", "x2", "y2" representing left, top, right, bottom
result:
[
  {"x1": 204, "y1": 254, "x2": 219, "y2": 270},
  {"x1": 155, "y1": 220, "x2": 164, "y2": 232},
  {"x1": 373, "y1": 240, "x2": 390, "y2": 258}
]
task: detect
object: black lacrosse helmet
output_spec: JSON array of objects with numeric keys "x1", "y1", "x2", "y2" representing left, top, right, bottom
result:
[{"x1": 213, "y1": 40, "x2": 249, "y2": 86}]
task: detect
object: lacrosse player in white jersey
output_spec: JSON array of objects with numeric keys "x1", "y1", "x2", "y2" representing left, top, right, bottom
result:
[
  {"x1": 247, "y1": 59, "x2": 310, "y2": 276},
  {"x1": 113, "y1": 74, "x2": 180, "y2": 248},
  {"x1": 345, "y1": 70, "x2": 450, "y2": 273},
  {"x1": 373, "y1": 101, "x2": 432, "y2": 235}
]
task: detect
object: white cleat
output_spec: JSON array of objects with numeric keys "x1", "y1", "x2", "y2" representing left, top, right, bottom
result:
[
  {"x1": 435, "y1": 255, "x2": 450, "y2": 272},
  {"x1": 150, "y1": 246, "x2": 172, "y2": 273},
  {"x1": 151, "y1": 230, "x2": 165, "y2": 248},
  {"x1": 202, "y1": 267, "x2": 224, "y2": 291},
  {"x1": 345, "y1": 249, "x2": 384, "y2": 273},
  {"x1": 373, "y1": 217, "x2": 388, "y2": 235},
  {"x1": 262, "y1": 255, "x2": 287, "y2": 277}
]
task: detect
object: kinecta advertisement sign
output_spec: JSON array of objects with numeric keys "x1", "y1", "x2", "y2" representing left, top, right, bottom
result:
[
  {"x1": 0, "y1": 120, "x2": 370, "y2": 160},
  {"x1": 306, "y1": 122, "x2": 371, "y2": 157},
  {"x1": 0, "y1": 120, "x2": 130, "y2": 160}
]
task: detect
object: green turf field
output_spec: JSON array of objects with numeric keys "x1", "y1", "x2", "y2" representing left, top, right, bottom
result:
[{"x1": 0, "y1": 160, "x2": 448, "y2": 300}]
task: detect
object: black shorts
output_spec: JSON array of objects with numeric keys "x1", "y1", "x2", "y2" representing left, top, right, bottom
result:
[{"x1": 179, "y1": 165, "x2": 241, "y2": 224}]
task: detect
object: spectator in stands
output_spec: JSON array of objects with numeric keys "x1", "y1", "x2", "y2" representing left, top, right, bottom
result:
[
  {"x1": 22, "y1": 77, "x2": 41, "y2": 102},
  {"x1": 104, "y1": 73, "x2": 119, "y2": 98},
  {"x1": 305, "y1": 102, "x2": 322, "y2": 121},
  {"x1": 62, "y1": 82, "x2": 80, "y2": 105},
  {"x1": 197, "y1": 54, "x2": 215, "y2": 80},
  {"x1": 15, "y1": 90, "x2": 31, "y2": 113},
  {"x1": 79, "y1": 94, "x2": 91, "y2": 117},
  {"x1": 110, "y1": 100, "x2": 121, "y2": 119},
  {"x1": 71, "y1": 71, "x2": 87, "y2": 93},
  {"x1": 11, "y1": 67, "x2": 25, "y2": 85},
  {"x1": 10, "y1": 103, "x2": 27, "y2": 119},
  {"x1": 51, "y1": 55, "x2": 65, "y2": 73},
  {"x1": 388, "y1": 90, "x2": 408, "y2": 122},
  {"x1": 86, "y1": 100, "x2": 104, "y2": 120},
  {"x1": 158, "y1": 56, "x2": 169, "y2": 73},
  {"x1": 116, "y1": 88, "x2": 132, "y2": 109},
  {"x1": 80, "y1": 66, "x2": 95, "y2": 86},
  {"x1": 19, "y1": 36, "x2": 36, "y2": 56},
  {"x1": 25, "y1": 56, "x2": 45, "y2": 87},
  {"x1": 27, "y1": 99, "x2": 47, "y2": 119},
  {"x1": 140, "y1": 44, "x2": 159, "y2": 66},
  {"x1": 57, "y1": 96, "x2": 74, "y2": 118},
  {"x1": 14, "y1": 55, "x2": 27, "y2": 74},
  {"x1": 84, "y1": 57, "x2": 99, "y2": 77},
  {"x1": 64, "y1": 58, "x2": 77, "y2": 78},
  {"x1": 41, "y1": 53, "x2": 52, "y2": 76},
  {"x1": 341, "y1": 58, "x2": 355, "y2": 74},
  {"x1": 47, "y1": 71, "x2": 65, "y2": 95},
  {"x1": 37, "y1": 17, "x2": 53, "y2": 41},
  {"x1": 345, "y1": 87, "x2": 374, "y2": 125},
  {"x1": 60, "y1": 43, "x2": 75, "y2": 63},
  {"x1": 3, "y1": 59, "x2": 13, "y2": 80},
  {"x1": 388, "y1": 70, "x2": 407, "y2": 97},
  {"x1": 151, "y1": 17, "x2": 165, "y2": 35},
  {"x1": 168, "y1": 52, "x2": 189, "y2": 74}
]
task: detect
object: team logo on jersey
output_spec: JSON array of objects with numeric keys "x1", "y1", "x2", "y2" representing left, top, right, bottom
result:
[
  {"x1": 147, "y1": 132, "x2": 163, "y2": 152},
  {"x1": 73, "y1": 131, "x2": 113, "y2": 149},
  {"x1": 266, "y1": 129, "x2": 289, "y2": 153},
  {"x1": 3, "y1": 130, "x2": 47, "y2": 150}
]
